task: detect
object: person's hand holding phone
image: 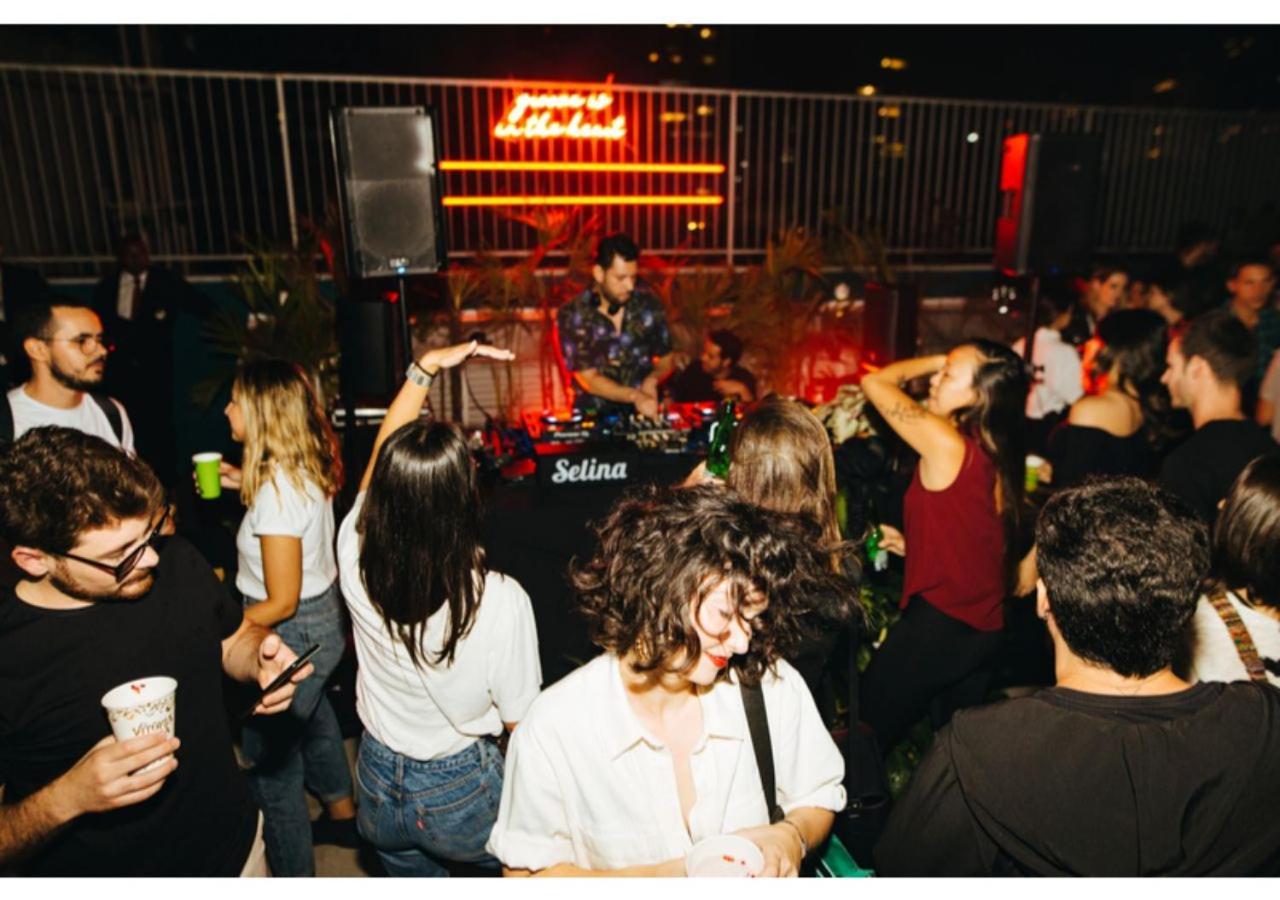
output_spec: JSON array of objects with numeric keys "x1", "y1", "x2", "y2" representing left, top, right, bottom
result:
[{"x1": 252, "y1": 634, "x2": 313, "y2": 716}]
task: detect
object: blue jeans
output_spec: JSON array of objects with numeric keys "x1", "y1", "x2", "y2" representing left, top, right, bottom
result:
[
  {"x1": 355, "y1": 732, "x2": 504, "y2": 877},
  {"x1": 241, "y1": 581, "x2": 353, "y2": 877}
]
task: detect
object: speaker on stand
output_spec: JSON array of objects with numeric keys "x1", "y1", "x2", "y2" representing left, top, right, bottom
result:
[
  {"x1": 330, "y1": 106, "x2": 446, "y2": 488},
  {"x1": 994, "y1": 132, "x2": 1102, "y2": 363}
]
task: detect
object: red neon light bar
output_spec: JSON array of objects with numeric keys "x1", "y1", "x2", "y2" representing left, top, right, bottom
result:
[
  {"x1": 443, "y1": 195, "x2": 725, "y2": 207},
  {"x1": 439, "y1": 161, "x2": 726, "y2": 175}
]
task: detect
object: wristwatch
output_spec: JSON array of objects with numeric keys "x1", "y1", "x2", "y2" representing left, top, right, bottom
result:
[{"x1": 405, "y1": 361, "x2": 436, "y2": 388}]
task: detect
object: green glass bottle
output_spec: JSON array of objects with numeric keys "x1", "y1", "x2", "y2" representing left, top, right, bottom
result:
[
  {"x1": 864, "y1": 496, "x2": 889, "y2": 573},
  {"x1": 705, "y1": 399, "x2": 738, "y2": 479}
]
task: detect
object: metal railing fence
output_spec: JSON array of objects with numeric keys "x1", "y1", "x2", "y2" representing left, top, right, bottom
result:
[{"x1": 2, "y1": 62, "x2": 1279, "y2": 275}]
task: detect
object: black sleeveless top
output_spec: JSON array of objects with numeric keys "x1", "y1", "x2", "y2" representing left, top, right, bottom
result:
[{"x1": 1047, "y1": 423, "x2": 1153, "y2": 490}]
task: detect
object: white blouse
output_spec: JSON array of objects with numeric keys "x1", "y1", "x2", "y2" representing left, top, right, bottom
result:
[
  {"x1": 338, "y1": 492, "x2": 542, "y2": 760},
  {"x1": 487, "y1": 653, "x2": 846, "y2": 872}
]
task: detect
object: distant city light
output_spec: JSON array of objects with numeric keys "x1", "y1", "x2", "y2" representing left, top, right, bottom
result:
[
  {"x1": 702, "y1": 55, "x2": 716, "y2": 66},
  {"x1": 660, "y1": 111, "x2": 688, "y2": 124},
  {"x1": 671, "y1": 53, "x2": 684, "y2": 64},
  {"x1": 1153, "y1": 78, "x2": 1177, "y2": 94},
  {"x1": 700, "y1": 27, "x2": 713, "y2": 39},
  {"x1": 877, "y1": 106, "x2": 901, "y2": 118},
  {"x1": 858, "y1": 84, "x2": 876, "y2": 97},
  {"x1": 648, "y1": 51, "x2": 660, "y2": 63},
  {"x1": 966, "y1": 132, "x2": 980, "y2": 143},
  {"x1": 696, "y1": 104, "x2": 713, "y2": 116},
  {"x1": 879, "y1": 57, "x2": 907, "y2": 71}
]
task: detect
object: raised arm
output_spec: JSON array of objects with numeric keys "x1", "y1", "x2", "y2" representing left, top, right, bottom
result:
[
  {"x1": 860, "y1": 354, "x2": 966, "y2": 487},
  {"x1": 359, "y1": 340, "x2": 515, "y2": 492}
]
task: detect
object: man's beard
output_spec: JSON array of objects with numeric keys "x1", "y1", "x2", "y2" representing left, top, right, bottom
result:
[
  {"x1": 51, "y1": 359, "x2": 105, "y2": 393},
  {"x1": 49, "y1": 563, "x2": 154, "y2": 602}
]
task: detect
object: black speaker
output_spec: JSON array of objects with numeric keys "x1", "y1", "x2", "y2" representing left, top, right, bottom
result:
[
  {"x1": 861, "y1": 282, "x2": 919, "y2": 366},
  {"x1": 337, "y1": 298, "x2": 403, "y2": 400},
  {"x1": 330, "y1": 107, "x2": 445, "y2": 279},
  {"x1": 995, "y1": 133, "x2": 1102, "y2": 276}
]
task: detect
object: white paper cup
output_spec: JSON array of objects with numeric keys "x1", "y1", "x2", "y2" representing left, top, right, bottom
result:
[
  {"x1": 101, "y1": 676, "x2": 177, "y2": 774},
  {"x1": 685, "y1": 834, "x2": 765, "y2": 877}
]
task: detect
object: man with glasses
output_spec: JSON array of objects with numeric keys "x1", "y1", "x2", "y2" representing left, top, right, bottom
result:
[
  {"x1": 2, "y1": 298, "x2": 132, "y2": 451},
  {"x1": 0, "y1": 427, "x2": 313, "y2": 875}
]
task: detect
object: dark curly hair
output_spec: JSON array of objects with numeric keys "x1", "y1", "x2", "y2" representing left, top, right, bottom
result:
[
  {"x1": 1036, "y1": 476, "x2": 1209, "y2": 678},
  {"x1": 0, "y1": 426, "x2": 164, "y2": 553},
  {"x1": 1093, "y1": 308, "x2": 1175, "y2": 452},
  {"x1": 571, "y1": 484, "x2": 860, "y2": 685}
]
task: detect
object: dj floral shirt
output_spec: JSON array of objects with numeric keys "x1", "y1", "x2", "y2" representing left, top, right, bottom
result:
[{"x1": 556, "y1": 287, "x2": 672, "y2": 412}]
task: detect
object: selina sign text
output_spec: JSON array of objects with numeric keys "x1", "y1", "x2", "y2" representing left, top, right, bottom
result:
[{"x1": 493, "y1": 89, "x2": 627, "y2": 141}]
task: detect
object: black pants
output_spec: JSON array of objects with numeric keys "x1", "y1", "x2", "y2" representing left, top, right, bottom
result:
[{"x1": 859, "y1": 595, "x2": 1003, "y2": 753}]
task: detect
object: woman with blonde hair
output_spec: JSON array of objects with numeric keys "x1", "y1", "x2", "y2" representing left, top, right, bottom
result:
[{"x1": 218, "y1": 357, "x2": 354, "y2": 876}]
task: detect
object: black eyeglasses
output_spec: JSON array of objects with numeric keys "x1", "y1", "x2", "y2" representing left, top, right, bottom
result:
[
  {"x1": 42, "y1": 333, "x2": 112, "y2": 354},
  {"x1": 58, "y1": 507, "x2": 170, "y2": 582}
]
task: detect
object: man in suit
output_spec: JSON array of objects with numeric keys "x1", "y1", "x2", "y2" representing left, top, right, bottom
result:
[
  {"x1": 0, "y1": 241, "x2": 52, "y2": 390},
  {"x1": 91, "y1": 234, "x2": 206, "y2": 483}
]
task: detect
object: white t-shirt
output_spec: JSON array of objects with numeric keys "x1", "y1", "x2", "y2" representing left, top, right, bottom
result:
[
  {"x1": 1260, "y1": 349, "x2": 1280, "y2": 443},
  {"x1": 337, "y1": 491, "x2": 542, "y2": 761},
  {"x1": 1013, "y1": 328, "x2": 1084, "y2": 420},
  {"x1": 487, "y1": 653, "x2": 846, "y2": 872},
  {"x1": 1188, "y1": 590, "x2": 1280, "y2": 689},
  {"x1": 235, "y1": 469, "x2": 336, "y2": 601},
  {"x1": 6, "y1": 386, "x2": 135, "y2": 453}
]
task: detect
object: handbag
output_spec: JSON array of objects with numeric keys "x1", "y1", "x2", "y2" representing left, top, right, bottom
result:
[{"x1": 740, "y1": 680, "x2": 874, "y2": 877}]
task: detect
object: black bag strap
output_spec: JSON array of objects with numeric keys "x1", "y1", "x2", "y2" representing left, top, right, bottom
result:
[
  {"x1": 0, "y1": 393, "x2": 12, "y2": 443},
  {"x1": 740, "y1": 681, "x2": 785, "y2": 824},
  {"x1": 87, "y1": 392, "x2": 124, "y2": 444}
]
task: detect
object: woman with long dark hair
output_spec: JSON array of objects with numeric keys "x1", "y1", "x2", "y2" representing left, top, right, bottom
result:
[
  {"x1": 334, "y1": 339, "x2": 542, "y2": 877},
  {"x1": 1188, "y1": 454, "x2": 1280, "y2": 687},
  {"x1": 1044, "y1": 309, "x2": 1172, "y2": 490},
  {"x1": 856, "y1": 341, "x2": 1028, "y2": 751}
]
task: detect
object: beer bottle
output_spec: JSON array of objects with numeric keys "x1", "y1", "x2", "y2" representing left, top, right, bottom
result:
[
  {"x1": 864, "y1": 496, "x2": 889, "y2": 573},
  {"x1": 705, "y1": 399, "x2": 738, "y2": 479}
]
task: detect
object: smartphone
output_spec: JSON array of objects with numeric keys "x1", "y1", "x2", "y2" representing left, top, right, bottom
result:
[{"x1": 243, "y1": 643, "x2": 320, "y2": 717}]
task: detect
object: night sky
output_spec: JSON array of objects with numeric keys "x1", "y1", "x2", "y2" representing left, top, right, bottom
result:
[{"x1": 2, "y1": 24, "x2": 1278, "y2": 109}]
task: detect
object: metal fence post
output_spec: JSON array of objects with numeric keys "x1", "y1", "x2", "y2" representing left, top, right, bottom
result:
[
  {"x1": 275, "y1": 75, "x2": 299, "y2": 248},
  {"x1": 726, "y1": 91, "x2": 738, "y2": 268}
]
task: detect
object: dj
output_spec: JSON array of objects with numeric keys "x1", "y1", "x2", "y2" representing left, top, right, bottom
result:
[{"x1": 556, "y1": 234, "x2": 674, "y2": 418}]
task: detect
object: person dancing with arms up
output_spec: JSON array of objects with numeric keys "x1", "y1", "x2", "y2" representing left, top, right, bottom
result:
[{"x1": 857, "y1": 342, "x2": 1028, "y2": 753}]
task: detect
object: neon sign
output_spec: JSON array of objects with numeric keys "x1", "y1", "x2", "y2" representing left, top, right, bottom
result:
[{"x1": 493, "y1": 89, "x2": 627, "y2": 141}]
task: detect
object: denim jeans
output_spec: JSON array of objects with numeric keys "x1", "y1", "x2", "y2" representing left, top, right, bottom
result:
[
  {"x1": 355, "y1": 732, "x2": 504, "y2": 877},
  {"x1": 241, "y1": 581, "x2": 353, "y2": 877}
]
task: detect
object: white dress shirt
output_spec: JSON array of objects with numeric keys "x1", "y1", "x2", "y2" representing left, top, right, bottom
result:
[
  {"x1": 487, "y1": 653, "x2": 846, "y2": 872},
  {"x1": 116, "y1": 270, "x2": 148, "y2": 321},
  {"x1": 1013, "y1": 327, "x2": 1084, "y2": 420},
  {"x1": 337, "y1": 491, "x2": 542, "y2": 761}
]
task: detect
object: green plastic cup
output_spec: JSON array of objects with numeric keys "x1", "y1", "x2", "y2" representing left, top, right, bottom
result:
[{"x1": 193, "y1": 452, "x2": 223, "y2": 500}]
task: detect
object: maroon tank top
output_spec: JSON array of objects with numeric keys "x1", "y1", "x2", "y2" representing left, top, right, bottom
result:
[{"x1": 901, "y1": 434, "x2": 1007, "y2": 632}]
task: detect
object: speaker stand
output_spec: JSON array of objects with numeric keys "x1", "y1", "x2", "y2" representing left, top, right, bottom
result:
[{"x1": 396, "y1": 274, "x2": 412, "y2": 373}]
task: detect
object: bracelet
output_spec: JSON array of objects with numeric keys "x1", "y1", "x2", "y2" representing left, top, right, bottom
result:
[
  {"x1": 778, "y1": 817, "x2": 808, "y2": 857},
  {"x1": 405, "y1": 361, "x2": 435, "y2": 388}
]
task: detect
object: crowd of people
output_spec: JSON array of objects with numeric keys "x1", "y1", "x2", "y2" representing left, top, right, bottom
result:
[{"x1": 1, "y1": 228, "x2": 1280, "y2": 878}]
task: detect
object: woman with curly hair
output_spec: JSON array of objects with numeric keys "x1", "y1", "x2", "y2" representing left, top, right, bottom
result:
[
  {"x1": 487, "y1": 485, "x2": 857, "y2": 877},
  {"x1": 219, "y1": 357, "x2": 352, "y2": 876}
]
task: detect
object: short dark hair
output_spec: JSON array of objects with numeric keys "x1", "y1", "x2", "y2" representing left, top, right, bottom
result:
[
  {"x1": 594, "y1": 233, "x2": 640, "y2": 269},
  {"x1": 1176, "y1": 221, "x2": 1218, "y2": 254},
  {"x1": 1227, "y1": 255, "x2": 1276, "y2": 280},
  {"x1": 1036, "y1": 477, "x2": 1209, "y2": 678},
  {"x1": 572, "y1": 484, "x2": 859, "y2": 685},
  {"x1": 708, "y1": 329, "x2": 744, "y2": 365},
  {"x1": 12, "y1": 296, "x2": 95, "y2": 346},
  {"x1": 1176, "y1": 309, "x2": 1257, "y2": 390},
  {"x1": 1212, "y1": 454, "x2": 1280, "y2": 611},
  {"x1": 0, "y1": 426, "x2": 165, "y2": 553},
  {"x1": 1088, "y1": 263, "x2": 1127, "y2": 282}
]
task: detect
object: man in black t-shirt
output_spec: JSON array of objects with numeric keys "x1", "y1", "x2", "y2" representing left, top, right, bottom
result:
[
  {"x1": 665, "y1": 329, "x2": 757, "y2": 404},
  {"x1": 876, "y1": 479, "x2": 1280, "y2": 876},
  {"x1": 0, "y1": 427, "x2": 312, "y2": 875},
  {"x1": 1159, "y1": 310, "x2": 1278, "y2": 522}
]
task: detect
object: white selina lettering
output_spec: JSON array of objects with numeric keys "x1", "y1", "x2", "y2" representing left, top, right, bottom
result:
[{"x1": 551, "y1": 457, "x2": 629, "y2": 484}]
